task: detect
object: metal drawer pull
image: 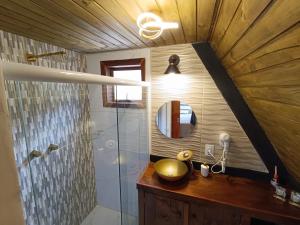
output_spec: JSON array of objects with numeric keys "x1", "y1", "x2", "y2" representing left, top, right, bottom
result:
[
  {"x1": 48, "y1": 144, "x2": 59, "y2": 153},
  {"x1": 28, "y1": 150, "x2": 42, "y2": 162}
]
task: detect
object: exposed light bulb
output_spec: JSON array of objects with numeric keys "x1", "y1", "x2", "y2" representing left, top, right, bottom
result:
[{"x1": 137, "y1": 12, "x2": 178, "y2": 40}]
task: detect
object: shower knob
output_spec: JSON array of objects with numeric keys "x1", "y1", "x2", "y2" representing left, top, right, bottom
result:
[
  {"x1": 28, "y1": 150, "x2": 42, "y2": 162},
  {"x1": 48, "y1": 144, "x2": 59, "y2": 152}
]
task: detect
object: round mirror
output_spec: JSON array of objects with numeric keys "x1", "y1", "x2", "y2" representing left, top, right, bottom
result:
[{"x1": 156, "y1": 101, "x2": 196, "y2": 139}]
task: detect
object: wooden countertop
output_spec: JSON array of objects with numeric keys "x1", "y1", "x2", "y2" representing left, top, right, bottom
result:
[{"x1": 137, "y1": 163, "x2": 300, "y2": 224}]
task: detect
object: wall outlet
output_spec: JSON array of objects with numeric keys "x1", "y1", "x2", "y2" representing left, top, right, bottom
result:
[{"x1": 205, "y1": 144, "x2": 214, "y2": 156}]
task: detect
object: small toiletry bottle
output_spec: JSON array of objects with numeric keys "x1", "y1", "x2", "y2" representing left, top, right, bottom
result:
[
  {"x1": 270, "y1": 166, "x2": 279, "y2": 187},
  {"x1": 201, "y1": 163, "x2": 209, "y2": 177}
]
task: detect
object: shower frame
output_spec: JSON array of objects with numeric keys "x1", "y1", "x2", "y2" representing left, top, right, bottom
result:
[{"x1": 0, "y1": 62, "x2": 150, "y2": 225}]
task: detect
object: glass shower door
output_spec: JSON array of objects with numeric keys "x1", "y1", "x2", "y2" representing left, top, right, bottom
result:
[
  {"x1": 10, "y1": 80, "x2": 149, "y2": 225},
  {"x1": 84, "y1": 83, "x2": 122, "y2": 225},
  {"x1": 116, "y1": 85, "x2": 150, "y2": 225}
]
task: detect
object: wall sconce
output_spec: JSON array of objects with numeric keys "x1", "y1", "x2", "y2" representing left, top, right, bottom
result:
[{"x1": 164, "y1": 54, "x2": 181, "y2": 74}]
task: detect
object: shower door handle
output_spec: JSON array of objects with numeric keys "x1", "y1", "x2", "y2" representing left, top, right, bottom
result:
[{"x1": 28, "y1": 150, "x2": 42, "y2": 162}]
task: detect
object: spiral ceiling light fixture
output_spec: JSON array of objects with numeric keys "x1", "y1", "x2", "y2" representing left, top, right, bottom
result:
[{"x1": 137, "y1": 12, "x2": 178, "y2": 40}]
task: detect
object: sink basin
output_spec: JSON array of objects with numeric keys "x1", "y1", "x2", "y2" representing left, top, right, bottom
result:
[{"x1": 154, "y1": 159, "x2": 188, "y2": 181}]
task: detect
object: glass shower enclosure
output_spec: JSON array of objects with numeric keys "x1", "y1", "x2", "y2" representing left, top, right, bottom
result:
[{"x1": 4, "y1": 64, "x2": 149, "y2": 225}]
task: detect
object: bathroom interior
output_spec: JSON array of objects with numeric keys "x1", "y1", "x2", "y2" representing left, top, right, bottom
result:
[{"x1": 0, "y1": 1, "x2": 299, "y2": 225}]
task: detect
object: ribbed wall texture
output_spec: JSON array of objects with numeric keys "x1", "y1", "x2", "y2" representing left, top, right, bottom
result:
[
  {"x1": 1, "y1": 30, "x2": 96, "y2": 225},
  {"x1": 151, "y1": 44, "x2": 268, "y2": 172}
]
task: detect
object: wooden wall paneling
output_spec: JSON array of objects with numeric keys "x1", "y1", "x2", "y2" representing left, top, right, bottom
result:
[
  {"x1": 256, "y1": 121, "x2": 300, "y2": 186},
  {"x1": 228, "y1": 23, "x2": 300, "y2": 76},
  {"x1": 245, "y1": 100, "x2": 300, "y2": 137},
  {"x1": 232, "y1": 44, "x2": 300, "y2": 185},
  {"x1": 193, "y1": 43, "x2": 292, "y2": 183},
  {"x1": 0, "y1": 6, "x2": 97, "y2": 52},
  {"x1": 72, "y1": 0, "x2": 145, "y2": 48},
  {"x1": 245, "y1": 99, "x2": 300, "y2": 181},
  {"x1": 234, "y1": 59, "x2": 300, "y2": 87},
  {"x1": 240, "y1": 87, "x2": 300, "y2": 106},
  {"x1": 222, "y1": 0, "x2": 300, "y2": 67},
  {"x1": 216, "y1": 0, "x2": 272, "y2": 58},
  {"x1": 230, "y1": 46, "x2": 300, "y2": 77},
  {"x1": 196, "y1": 0, "x2": 218, "y2": 42},
  {"x1": 1, "y1": 0, "x2": 107, "y2": 50},
  {"x1": 254, "y1": 121, "x2": 300, "y2": 183},
  {"x1": 155, "y1": 0, "x2": 186, "y2": 44},
  {"x1": 113, "y1": 0, "x2": 165, "y2": 46},
  {"x1": 176, "y1": 0, "x2": 197, "y2": 43},
  {"x1": 209, "y1": 0, "x2": 241, "y2": 49},
  {"x1": 133, "y1": 0, "x2": 176, "y2": 45},
  {"x1": 30, "y1": 0, "x2": 118, "y2": 50}
]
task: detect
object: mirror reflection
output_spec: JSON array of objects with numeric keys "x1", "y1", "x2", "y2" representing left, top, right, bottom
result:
[{"x1": 156, "y1": 101, "x2": 196, "y2": 139}]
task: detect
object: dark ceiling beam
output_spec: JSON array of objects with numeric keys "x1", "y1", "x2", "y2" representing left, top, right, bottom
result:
[{"x1": 192, "y1": 42, "x2": 299, "y2": 190}]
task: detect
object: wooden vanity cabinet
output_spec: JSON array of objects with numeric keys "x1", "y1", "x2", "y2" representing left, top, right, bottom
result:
[
  {"x1": 189, "y1": 202, "x2": 241, "y2": 225},
  {"x1": 143, "y1": 192, "x2": 188, "y2": 225},
  {"x1": 140, "y1": 190, "x2": 241, "y2": 225},
  {"x1": 137, "y1": 164, "x2": 300, "y2": 225}
]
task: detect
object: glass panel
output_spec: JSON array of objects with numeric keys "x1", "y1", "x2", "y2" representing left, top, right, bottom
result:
[
  {"x1": 116, "y1": 85, "x2": 149, "y2": 225},
  {"x1": 8, "y1": 79, "x2": 149, "y2": 225},
  {"x1": 83, "y1": 84, "x2": 121, "y2": 225}
]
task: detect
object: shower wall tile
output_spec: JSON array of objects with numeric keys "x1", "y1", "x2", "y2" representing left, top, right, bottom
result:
[
  {"x1": 1, "y1": 30, "x2": 95, "y2": 225},
  {"x1": 151, "y1": 44, "x2": 268, "y2": 173}
]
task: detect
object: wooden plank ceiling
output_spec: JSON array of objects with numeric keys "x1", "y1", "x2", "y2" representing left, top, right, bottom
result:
[
  {"x1": 209, "y1": 0, "x2": 300, "y2": 184},
  {"x1": 0, "y1": 0, "x2": 300, "y2": 183},
  {"x1": 0, "y1": 0, "x2": 218, "y2": 52}
]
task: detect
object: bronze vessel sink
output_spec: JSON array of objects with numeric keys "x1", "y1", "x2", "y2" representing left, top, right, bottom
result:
[{"x1": 154, "y1": 158, "x2": 188, "y2": 181}]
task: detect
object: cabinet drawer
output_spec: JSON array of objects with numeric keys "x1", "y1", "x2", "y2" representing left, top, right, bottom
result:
[
  {"x1": 144, "y1": 192, "x2": 188, "y2": 225},
  {"x1": 189, "y1": 202, "x2": 241, "y2": 225}
]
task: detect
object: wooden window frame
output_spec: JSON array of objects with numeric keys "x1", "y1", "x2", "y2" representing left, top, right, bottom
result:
[{"x1": 100, "y1": 58, "x2": 146, "y2": 108}]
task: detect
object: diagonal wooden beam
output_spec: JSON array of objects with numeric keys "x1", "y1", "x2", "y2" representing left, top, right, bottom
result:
[{"x1": 192, "y1": 42, "x2": 300, "y2": 190}]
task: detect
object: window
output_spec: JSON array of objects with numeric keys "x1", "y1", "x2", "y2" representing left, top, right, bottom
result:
[{"x1": 100, "y1": 58, "x2": 145, "y2": 108}]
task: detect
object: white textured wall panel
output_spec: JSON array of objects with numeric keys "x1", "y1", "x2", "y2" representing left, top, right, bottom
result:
[{"x1": 151, "y1": 44, "x2": 267, "y2": 172}]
